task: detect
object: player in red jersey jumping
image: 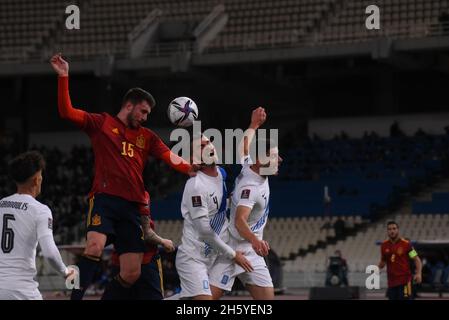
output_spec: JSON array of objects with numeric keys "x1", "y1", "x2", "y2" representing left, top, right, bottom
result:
[
  {"x1": 378, "y1": 221, "x2": 422, "y2": 300},
  {"x1": 50, "y1": 53, "x2": 196, "y2": 300}
]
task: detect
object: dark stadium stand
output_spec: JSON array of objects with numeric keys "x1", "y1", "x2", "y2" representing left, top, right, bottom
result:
[
  {"x1": 1, "y1": 0, "x2": 448, "y2": 61},
  {"x1": 149, "y1": 130, "x2": 449, "y2": 219},
  {"x1": 3, "y1": 128, "x2": 448, "y2": 260},
  {"x1": 0, "y1": 0, "x2": 77, "y2": 61},
  {"x1": 271, "y1": 131, "x2": 449, "y2": 217},
  {"x1": 206, "y1": 0, "x2": 337, "y2": 50},
  {"x1": 413, "y1": 192, "x2": 449, "y2": 214},
  {"x1": 318, "y1": 0, "x2": 448, "y2": 43}
]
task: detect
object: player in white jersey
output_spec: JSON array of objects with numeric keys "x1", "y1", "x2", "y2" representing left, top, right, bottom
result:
[
  {"x1": 0, "y1": 151, "x2": 74, "y2": 300},
  {"x1": 176, "y1": 135, "x2": 253, "y2": 300},
  {"x1": 210, "y1": 107, "x2": 282, "y2": 300}
]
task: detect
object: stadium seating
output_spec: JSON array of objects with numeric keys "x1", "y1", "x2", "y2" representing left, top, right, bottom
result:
[
  {"x1": 155, "y1": 215, "x2": 363, "y2": 259},
  {"x1": 271, "y1": 133, "x2": 448, "y2": 217},
  {"x1": 284, "y1": 213, "x2": 449, "y2": 273},
  {"x1": 413, "y1": 192, "x2": 449, "y2": 214},
  {"x1": 207, "y1": 0, "x2": 338, "y2": 50},
  {"x1": 54, "y1": 0, "x2": 217, "y2": 58},
  {"x1": 2, "y1": 127, "x2": 449, "y2": 281},
  {"x1": 1, "y1": 0, "x2": 448, "y2": 60},
  {"x1": 151, "y1": 130, "x2": 448, "y2": 220},
  {"x1": 0, "y1": 0, "x2": 88, "y2": 60},
  {"x1": 317, "y1": 0, "x2": 447, "y2": 43}
]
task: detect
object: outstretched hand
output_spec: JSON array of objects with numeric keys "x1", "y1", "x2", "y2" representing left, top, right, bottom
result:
[
  {"x1": 65, "y1": 266, "x2": 77, "y2": 279},
  {"x1": 50, "y1": 53, "x2": 69, "y2": 77},
  {"x1": 161, "y1": 238, "x2": 176, "y2": 253},
  {"x1": 413, "y1": 273, "x2": 422, "y2": 284},
  {"x1": 234, "y1": 251, "x2": 254, "y2": 273},
  {"x1": 250, "y1": 107, "x2": 267, "y2": 129},
  {"x1": 251, "y1": 239, "x2": 270, "y2": 257}
]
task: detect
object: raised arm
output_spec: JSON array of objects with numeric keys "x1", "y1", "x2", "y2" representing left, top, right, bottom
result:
[
  {"x1": 238, "y1": 107, "x2": 267, "y2": 159},
  {"x1": 159, "y1": 150, "x2": 196, "y2": 176},
  {"x1": 50, "y1": 53, "x2": 85, "y2": 126}
]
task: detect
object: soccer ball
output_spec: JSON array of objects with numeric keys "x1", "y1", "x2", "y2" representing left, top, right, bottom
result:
[{"x1": 167, "y1": 96, "x2": 199, "y2": 127}]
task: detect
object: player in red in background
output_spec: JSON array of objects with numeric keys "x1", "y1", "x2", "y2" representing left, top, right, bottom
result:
[
  {"x1": 109, "y1": 191, "x2": 175, "y2": 300},
  {"x1": 50, "y1": 53, "x2": 196, "y2": 300},
  {"x1": 378, "y1": 221, "x2": 422, "y2": 300}
]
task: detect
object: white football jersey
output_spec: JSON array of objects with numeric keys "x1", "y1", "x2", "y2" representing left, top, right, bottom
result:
[
  {"x1": 229, "y1": 155, "x2": 270, "y2": 241},
  {"x1": 178, "y1": 168, "x2": 229, "y2": 264},
  {"x1": 0, "y1": 194, "x2": 54, "y2": 292}
]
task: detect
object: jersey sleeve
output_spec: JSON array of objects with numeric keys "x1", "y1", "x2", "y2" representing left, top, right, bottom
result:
[
  {"x1": 148, "y1": 131, "x2": 170, "y2": 158},
  {"x1": 36, "y1": 206, "x2": 54, "y2": 240},
  {"x1": 185, "y1": 180, "x2": 209, "y2": 220},
  {"x1": 83, "y1": 112, "x2": 105, "y2": 134},
  {"x1": 236, "y1": 185, "x2": 258, "y2": 209},
  {"x1": 58, "y1": 76, "x2": 104, "y2": 133},
  {"x1": 407, "y1": 242, "x2": 418, "y2": 259}
]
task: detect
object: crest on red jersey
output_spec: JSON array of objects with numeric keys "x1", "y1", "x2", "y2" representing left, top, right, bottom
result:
[{"x1": 136, "y1": 135, "x2": 146, "y2": 149}]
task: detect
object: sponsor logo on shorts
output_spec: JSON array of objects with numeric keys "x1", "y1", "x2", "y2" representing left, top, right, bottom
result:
[
  {"x1": 221, "y1": 275, "x2": 229, "y2": 285},
  {"x1": 241, "y1": 189, "x2": 251, "y2": 199},
  {"x1": 192, "y1": 196, "x2": 202, "y2": 207},
  {"x1": 92, "y1": 214, "x2": 101, "y2": 226},
  {"x1": 203, "y1": 280, "x2": 209, "y2": 290}
]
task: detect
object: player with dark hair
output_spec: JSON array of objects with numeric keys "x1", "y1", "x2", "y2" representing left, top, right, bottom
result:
[
  {"x1": 378, "y1": 221, "x2": 422, "y2": 300},
  {"x1": 210, "y1": 107, "x2": 282, "y2": 300},
  {"x1": 50, "y1": 53, "x2": 197, "y2": 300},
  {"x1": 0, "y1": 151, "x2": 74, "y2": 299}
]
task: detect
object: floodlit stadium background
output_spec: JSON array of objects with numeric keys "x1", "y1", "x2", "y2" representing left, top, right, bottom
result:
[{"x1": 1, "y1": 0, "x2": 449, "y2": 299}]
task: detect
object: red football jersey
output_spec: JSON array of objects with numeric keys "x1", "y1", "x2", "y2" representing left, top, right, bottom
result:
[
  {"x1": 81, "y1": 112, "x2": 169, "y2": 204},
  {"x1": 381, "y1": 238, "x2": 415, "y2": 287}
]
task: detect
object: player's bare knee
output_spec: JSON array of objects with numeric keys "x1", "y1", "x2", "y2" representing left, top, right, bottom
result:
[
  {"x1": 210, "y1": 286, "x2": 223, "y2": 300},
  {"x1": 120, "y1": 269, "x2": 141, "y2": 284},
  {"x1": 84, "y1": 240, "x2": 104, "y2": 257}
]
